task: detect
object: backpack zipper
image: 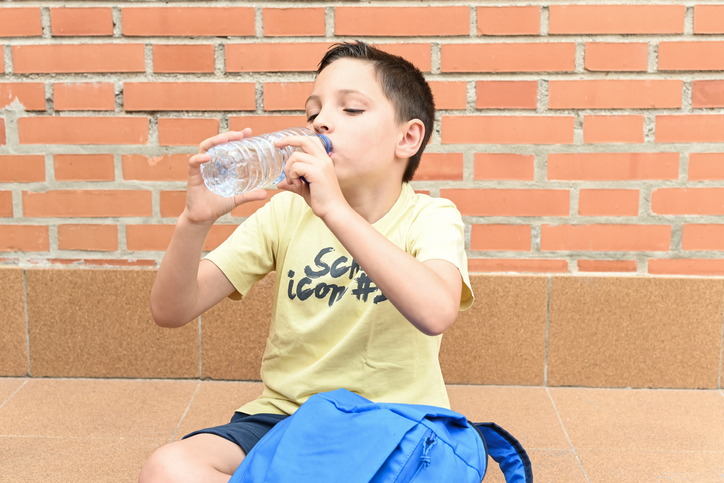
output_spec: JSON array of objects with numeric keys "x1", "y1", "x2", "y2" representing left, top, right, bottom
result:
[{"x1": 409, "y1": 432, "x2": 437, "y2": 481}]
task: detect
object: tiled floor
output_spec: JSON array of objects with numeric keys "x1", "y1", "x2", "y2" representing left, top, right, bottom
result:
[{"x1": 0, "y1": 378, "x2": 723, "y2": 482}]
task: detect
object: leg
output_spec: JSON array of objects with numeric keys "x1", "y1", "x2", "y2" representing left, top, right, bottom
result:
[{"x1": 139, "y1": 433, "x2": 245, "y2": 483}]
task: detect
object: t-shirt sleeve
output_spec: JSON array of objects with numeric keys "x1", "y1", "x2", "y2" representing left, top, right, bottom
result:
[
  {"x1": 407, "y1": 199, "x2": 474, "y2": 311},
  {"x1": 203, "y1": 194, "x2": 286, "y2": 300}
]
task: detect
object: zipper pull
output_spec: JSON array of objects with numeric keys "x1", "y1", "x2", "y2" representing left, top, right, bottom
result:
[{"x1": 420, "y1": 433, "x2": 437, "y2": 468}]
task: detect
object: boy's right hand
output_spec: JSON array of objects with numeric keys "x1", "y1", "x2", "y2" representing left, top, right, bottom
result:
[{"x1": 184, "y1": 129, "x2": 268, "y2": 226}]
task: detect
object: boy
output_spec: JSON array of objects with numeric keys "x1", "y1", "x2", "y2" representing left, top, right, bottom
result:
[{"x1": 140, "y1": 41, "x2": 473, "y2": 483}]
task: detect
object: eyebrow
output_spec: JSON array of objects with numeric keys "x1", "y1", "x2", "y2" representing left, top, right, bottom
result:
[{"x1": 305, "y1": 89, "x2": 372, "y2": 108}]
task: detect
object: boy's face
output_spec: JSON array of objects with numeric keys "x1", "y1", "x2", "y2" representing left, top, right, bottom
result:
[{"x1": 305, "y1": 58, "x2": 405, "y2": 189}]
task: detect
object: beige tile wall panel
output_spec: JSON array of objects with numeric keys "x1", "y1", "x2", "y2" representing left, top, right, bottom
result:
[
  {"x1": 440, "y1": 275, "x2": 548, "y2": 385},
  {"x1": 0, "y1": 267, "x2": 29, "y2": 376},
  {"x1": 200, "y1": 273, "x2": 275, "y2": 380},
  {"x1": 26, "y1": 268, "x2": 199, "y2": 378},
  {"x1": 548, "y1": 277, "x2": 724, "y2": 388}
]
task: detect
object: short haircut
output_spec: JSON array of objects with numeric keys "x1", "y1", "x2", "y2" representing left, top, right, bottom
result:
[{"x1": 317, "y1": 41, "x2": 435, "y2": 183}]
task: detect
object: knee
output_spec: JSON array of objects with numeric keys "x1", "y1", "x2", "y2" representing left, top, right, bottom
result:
[{"x1": 138, "y1": 443, "x2": 190, "y2": 483}]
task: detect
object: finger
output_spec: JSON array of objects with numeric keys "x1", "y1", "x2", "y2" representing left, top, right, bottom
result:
[
  {"x1": 274, "y1": 135, "x2": 326, "y2": 156},
  {"x1": 189, "y1": 152, "x2": 211, "y2": 169},
  {"x1": 233, "y1": 188, "x2": 267, "y2": 207}
]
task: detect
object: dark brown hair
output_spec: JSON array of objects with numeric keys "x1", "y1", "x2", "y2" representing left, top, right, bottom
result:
[{"x1": 317, "y1": 41, "x2": 435, "y2": 183}]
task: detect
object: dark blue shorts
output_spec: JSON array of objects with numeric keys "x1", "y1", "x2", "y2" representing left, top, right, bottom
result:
[{"x1": 183, "y1": 412, "x2": 288, "y2": 455}]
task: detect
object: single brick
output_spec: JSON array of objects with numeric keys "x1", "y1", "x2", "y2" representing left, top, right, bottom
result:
[
  {"x1": 659, "y1": 42, "x2": 724, "y2": 71},
  {"x1": 22, "y1": 190, "x2": 152, "y2": 218},
  {"x1": 0, "y1": 155, "x2": 45, "y2": 182},
  {"x1": 126, "y1": 225, "x2": 174, "y2": 251},
  {"x1": 57, "y1": 224, "x2": 117, "y2": 251},
  {"x1": 153, "y1": 45, "x2": 215, "y2": 73},
  {"x1": 335, "y1": 6, "x2": 468, "y2": 36},
  {"x1": 655, "y1": 115, "x2": 724, "y2": 143},
  {"x1": 122, "y1": 7, "x2": 254, "y2": 36},
  {"x1": 468, "y1": 258, "x2": 568, "y2": 273},
  {"x1": 414, "y1": 153, "x2": 463, "y2": 181},
  {"x1": 474, "y1": 153, "x2": 535, "y2": 181},
  {"x1": 0, "y1": 225, "x2": 49, "y2": 252},
  {"x1": 441, "y1": 43, "x2": 575, "y2": 72},
  {"x1": 0, "y1": 191, "x2": 12, "y2": 217},
  {"x1": 541, "y1": 224, "x2": 671, "y2": 251},
  {"x1": 440, "y1": 189, "x2": 569, "y2": 216},
  {"x1": 577, "y1": 260, "x2": 637, "y2": 273},
  {"x1": 442, "y1": 115, "x2": 574, "y2": 145},
  {"x1": 0, "y1": 7, "x2": 42, "y2": 37},
  {"x1": 471, "y1": 224, "x2": 532, "y2": 252},
  {"x1": 50, "y1": 7, "x2": 113, "y2": 36},
  {"x1": 124, "y1": 82, "x2": 255, "y2": 112},
  {"x1": 428, "y1": 82, "x2": 467, "y2": 110},
  {"x1": 692, "y1": 80, "x2": 724, "y2": 108},
  {"x1": 229, "y1": 115, "x2": 307, "y2": 135},
  {"x1": 585, "y1": 42, "x2": 648, "y2": 72},
  {"x1": 682, "y1": 224, "x2": 724, "y2": 251},
  {"x1": 0, "y1": 83, "x2": 46, "y2": 110},
  {"x1": 688, "y1": 153, "x2": 724, "y2": 181},
  {"x1": 157, "y1": 118, "x2": 219, "y2": 146},
  {"x1": 160, "y1": 191, "x2": 186, "y2": 218},
  {"x1": 0, "y1": 197, "x2": 12, "y2": 220},
  {"x1": 583, "y1": 115, "x2": 645, "y2": 144},
  {"x1": 226, "y1": 43, "x2": 333, "y2": 72},
  {"x1": 264, "y1": 82, "x2": 314, "y2": 111},
  {"x1": 578, "y1": 189, "x2": 639, "y2": 217},
  {"x1": 0, "y1": 119, "x2": 5, "y2": 145},
  {"x1": 477, "y1": 6, "x2": 540, "y2": 36},
  {"x1": 549, "y1": 80, "x2": 682, "y2": 109},
  {"x1": 652, "y1": 188, "x2": 724, "y2": 215},
  {"x1": 19, "y1": 117, "x2": 148, "y2": 145},
  {"x1": 693, "y1": 5, "x2": 724, "y2": 34},
  {"x1": 54, "y1": 154, "x2": 115, "y2": 182},
  {"x1": 263, "y1": 8, "x2": 325, "y2": 37},
  {"x1": 549, "y1": 5, "x2": 685, "y2": 34},
  {"x1": 648, "y1": 259, "x2": 724, "y2": 276},
  {"x1": 476, "y1": 81, "x2": 537, "y2": 109},
  {"x1": 12, "y1": 44, "x2": 145, "y2": 73},
  {"x1": 548, "y1": 153, "x2": 679, "y2": 181},
  {"x1": 53, "y1": 83, "x2": 116, "y2": 111},
  {"x1": 122, "y1": 154, "x2": 189, "y2": 181}
]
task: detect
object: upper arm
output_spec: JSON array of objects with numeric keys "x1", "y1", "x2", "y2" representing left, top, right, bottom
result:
[
  {"x1": 195, "y1": 259, "x2": 238, "y2": 316},
  {"x1": 422, "y1": 258, "x2": 464, "y2": 333}
]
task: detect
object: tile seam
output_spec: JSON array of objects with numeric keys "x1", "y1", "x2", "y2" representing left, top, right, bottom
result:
[
  {"x1": 169, "y1": 381, "x2": 201, "y2": 444},
  {"x1": 544, "y1": 275, "x2": 551, "y2": 386},
  {"x1": 719, "y1": 287, "x2": 724, "y2": 389},
  {"x1": 0, "y1": 379, "x2": 28, "y2": 412},
  {"x1": 545, "y1": 387, "x2": 592, "y2": 483},
  {"x1": 23, "y1": 269, "x2": 31, "y2": 377}
]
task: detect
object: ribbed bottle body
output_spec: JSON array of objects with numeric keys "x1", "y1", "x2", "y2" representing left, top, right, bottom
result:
[{"x1": 202, "y1": 127, "x2": 329, "y2": 197}]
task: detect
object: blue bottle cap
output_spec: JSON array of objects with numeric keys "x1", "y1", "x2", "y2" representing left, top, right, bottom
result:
[{"x1": 317, "y1": 134, "x2": 333, "y2": 154}]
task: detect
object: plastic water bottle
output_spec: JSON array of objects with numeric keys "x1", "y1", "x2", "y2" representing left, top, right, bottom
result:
[{"x1": 201, "y1": 127, "x2": 332, "y2": 197}]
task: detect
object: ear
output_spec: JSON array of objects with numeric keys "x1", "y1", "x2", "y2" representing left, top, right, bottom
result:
[{"x1": 395, "y1": 119, "x2": 425, "y2": 160}]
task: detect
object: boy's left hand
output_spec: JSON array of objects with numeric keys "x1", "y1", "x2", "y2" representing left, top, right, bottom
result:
[{"x1": 275, "y1": 135, "x2": 348, "y2": 220}]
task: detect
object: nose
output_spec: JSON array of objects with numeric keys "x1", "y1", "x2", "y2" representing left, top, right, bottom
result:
[{"x1": 312, "y1": 109, "x2": 331, "y2": 134}]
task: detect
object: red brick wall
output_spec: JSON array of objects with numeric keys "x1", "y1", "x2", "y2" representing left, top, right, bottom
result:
[{"x1": 2, "y1": 3, "x2": 724, "y2": 275}]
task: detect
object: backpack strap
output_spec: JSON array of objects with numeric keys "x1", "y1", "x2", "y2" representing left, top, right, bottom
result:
[{"x1": 472, "y1": 422, "x2": 533, "y2": 483}]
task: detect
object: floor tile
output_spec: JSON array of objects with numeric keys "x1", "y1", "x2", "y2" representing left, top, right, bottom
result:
[
  {"x1": 0, "y1": 436, "x2": 164, "y2": 483},
  {"x1": 447, "y1": 385, "x2": 571, "y2": 450},
  {"x1": 549, "y1": 387, "x2": 724, "y2": 452},
  {"x1": 578, "y1": 449, "x2": 724, "y2": 482},
  {"x1": 0, "y1": 379, "x2": 198, "y2": 439},
  {"x1": 483, "y1": 449, "x2": 589, "y2": 483},
  {"x1": 174, "y1": 381, "x2": 264, "y2": 440},
  {"x1": 0, "y1": 378, "x2": 26, "y2": 407}
]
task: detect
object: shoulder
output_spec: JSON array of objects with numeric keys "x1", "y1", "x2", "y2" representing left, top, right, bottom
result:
[{"x1": 403, "y1": 187, "x2": 463, "y2": 223}]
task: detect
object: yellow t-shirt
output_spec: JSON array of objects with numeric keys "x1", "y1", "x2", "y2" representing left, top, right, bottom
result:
[{"x1": 205, "y1": 183, "x2": 474, "y2": 415}]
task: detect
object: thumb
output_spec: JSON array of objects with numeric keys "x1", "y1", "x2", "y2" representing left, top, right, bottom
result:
[{"x1": 232, "y1": 189, "x2": 268, "y2": 208}]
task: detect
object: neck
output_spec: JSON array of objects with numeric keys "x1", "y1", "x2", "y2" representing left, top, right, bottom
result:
[{"x1": 341, "y1": 181, "x2": 404, "y2": 225}]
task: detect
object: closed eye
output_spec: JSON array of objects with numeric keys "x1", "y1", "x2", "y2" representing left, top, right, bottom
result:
[
  {"x1": 344, "y1": 109, "x2": 364, "y2": 115},
  {"x1": 307, "y1": 113, "x2": 318, "y2": 122}
]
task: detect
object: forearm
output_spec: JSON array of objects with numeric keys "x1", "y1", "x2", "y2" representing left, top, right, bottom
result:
[
  {"x1": 322, "y1": 206, "x2": 461, "y2": 336},
  {"x1": 150, "y1": 213, "x2": 213, "y2": 327}
]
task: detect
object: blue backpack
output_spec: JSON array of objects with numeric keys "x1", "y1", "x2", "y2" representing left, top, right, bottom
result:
[{"x1": 229, "y1": 388, "x2": 533, "y2": 482}]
